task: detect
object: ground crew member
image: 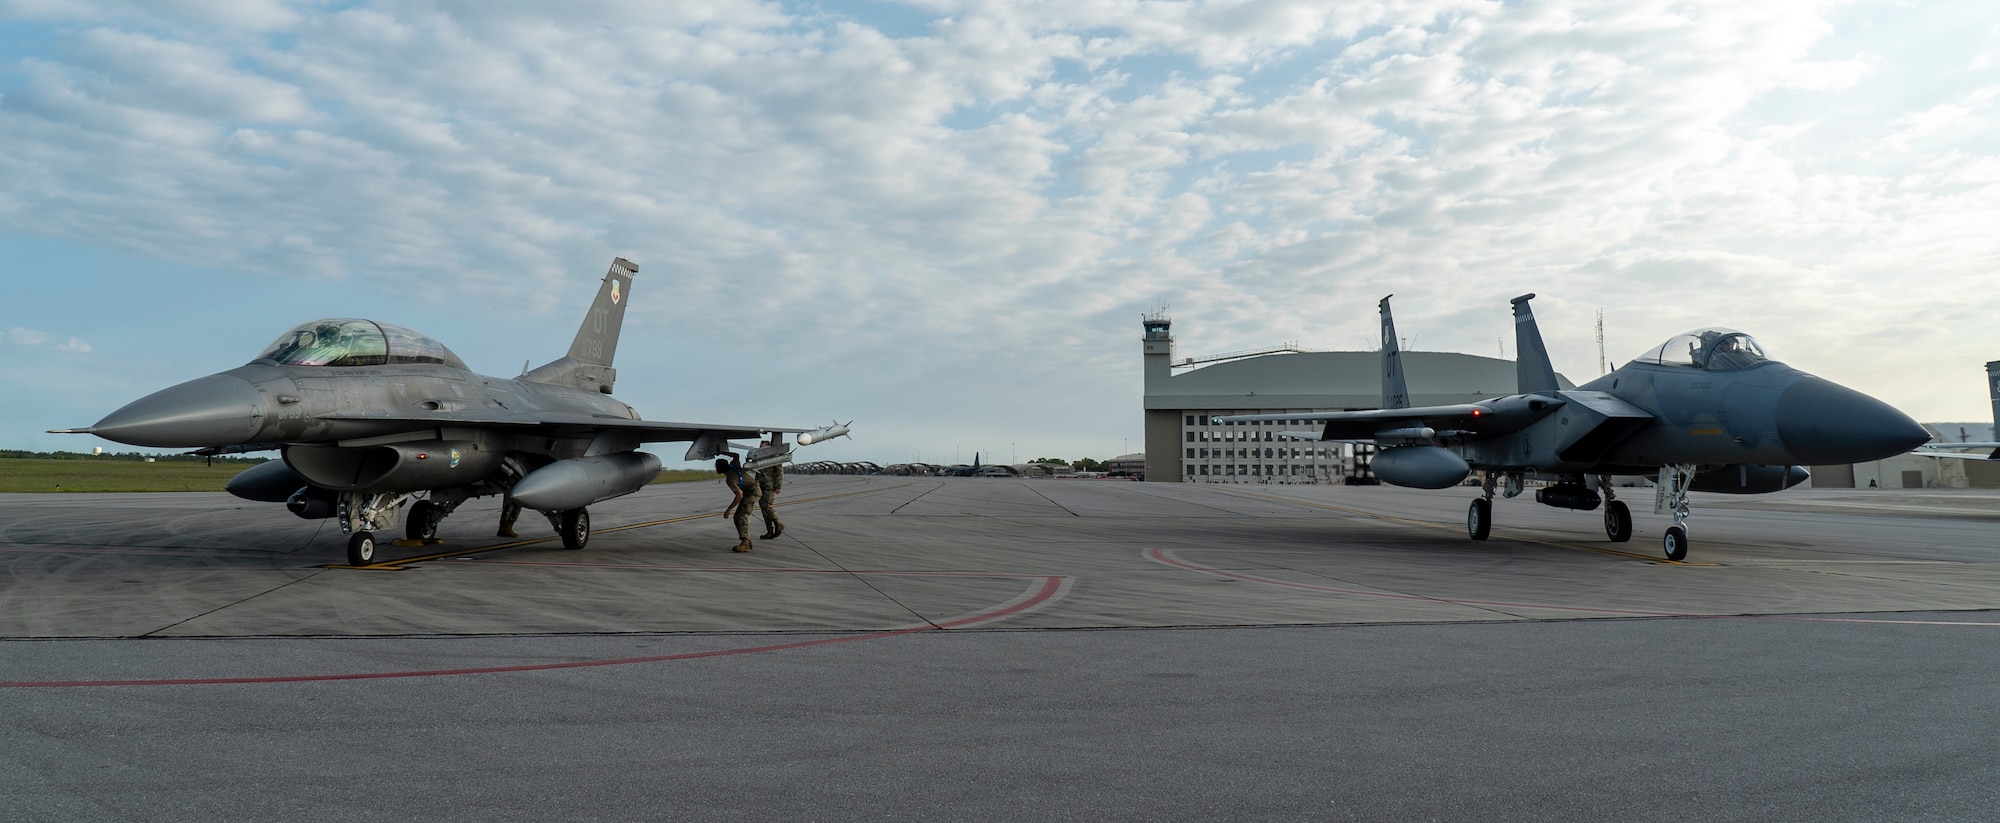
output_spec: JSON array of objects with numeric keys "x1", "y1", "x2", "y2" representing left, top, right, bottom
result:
[
  {"x1": 717, "y1": 454, "x2": 762, "y2": 552},
  {"x1": 757, "y1": 461, "x2": 785, "y2": 539},
  {"x1": 497, "y1": 497, "x2": 521, "y2": 538}
]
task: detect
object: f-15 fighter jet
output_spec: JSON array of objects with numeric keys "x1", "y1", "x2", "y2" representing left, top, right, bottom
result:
[
  {"x1": 55, "y1": 258, "x2": 847, "y2": 565},
  {"x1": 1214, "y1": 295, "x2": 1928, "y2": 560}
]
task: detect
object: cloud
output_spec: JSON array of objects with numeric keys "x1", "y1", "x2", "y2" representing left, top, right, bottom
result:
[
  {"x1": 1, "y1": 0, "x2": 1999, "y2": 448},
  {"x1": 3, "y1": 327, "x2": 91, "y2": 352},
  {"x1": 7, "y1": 328, "x2": 53, "y2": 346}
]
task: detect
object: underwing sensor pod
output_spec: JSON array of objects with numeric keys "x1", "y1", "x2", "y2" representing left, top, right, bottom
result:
[
  {"x1": 55, "y1": 258, "x2": 851, "y2": 566},
  {"x1": 1213, "y1": 293, "x2": 1926, "y2": 561}
]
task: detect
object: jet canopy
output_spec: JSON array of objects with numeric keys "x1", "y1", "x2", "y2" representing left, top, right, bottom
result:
[
  {"x1": 255, "y1": 318, "x2": 468, "y2": 369},
  {"x1": 1633, "y1": 328, "x2": 1774, "y2": 371}
]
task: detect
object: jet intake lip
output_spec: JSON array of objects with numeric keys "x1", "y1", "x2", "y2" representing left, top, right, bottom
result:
[
  {"x1": 1775, "y1": 376, "x2": 1930, "y2": 465},
  {"x1": 88, "y1": 374, "x2": 265, "y2": 447}
]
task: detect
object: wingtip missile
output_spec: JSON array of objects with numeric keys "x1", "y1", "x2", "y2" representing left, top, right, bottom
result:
[{"x1": 797, "y1": 421, "x2": 852, "y2": 446}]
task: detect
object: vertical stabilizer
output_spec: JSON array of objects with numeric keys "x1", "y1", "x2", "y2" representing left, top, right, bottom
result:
[
  {"x1": 568, "y1": 257, "x2": 638, "y2": 366},
  {"x1": 523, "y1": 257, "x2": 638, "y2": 394},
  {"x1": 1987, "y1": 360, "x2": 2000, "y2": 458},
  {"x1": 1379, "y1": 295, "x2": 1410, "y2": 409},
  {"x1": 1510, "y1": 293, "x2": 1561, "y2": 395}
]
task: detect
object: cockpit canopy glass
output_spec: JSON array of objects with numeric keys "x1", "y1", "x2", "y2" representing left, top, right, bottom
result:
[
  {"x1": 255, "y1": 318, "x2": 468, "y2": 369},
  {"x1": 1633, "y1": 328, "x2": 1773, "y2": 371}
]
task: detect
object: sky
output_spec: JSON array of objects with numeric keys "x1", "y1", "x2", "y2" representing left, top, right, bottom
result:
[{"x1": 3, "y1": 0, "x2": 1998, "y2": 466}]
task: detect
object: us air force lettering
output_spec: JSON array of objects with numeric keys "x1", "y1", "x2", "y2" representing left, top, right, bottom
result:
[
  {"x1": 53, "y1": 258, "x2": 851, "y2": 566},
  {"x1": 1213, "y1": 294, "x2": 1928, "y2": 561}
]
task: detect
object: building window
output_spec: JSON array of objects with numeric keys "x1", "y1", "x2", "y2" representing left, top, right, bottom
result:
[
  {"x1": 1186, "y1": 465, "x2": 1195, "y2": 475},
  {"x1": 1186, "y1": 448, "x2": 1194, "y2": 458},
  {"x1": 1185, "y1": 415, "x2": 1195, "y2": 426},
  {"x1": 1186, "y1": 432, "x2": 1194, "y2": 442}
]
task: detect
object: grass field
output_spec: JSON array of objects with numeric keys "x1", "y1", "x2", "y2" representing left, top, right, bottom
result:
[{"x1": 0, "y1": 459, "x2": 724, "y2": 493}]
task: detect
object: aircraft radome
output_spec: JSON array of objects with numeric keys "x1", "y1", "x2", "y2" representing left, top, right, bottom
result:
[
  {"x1": 54, "y1": 258, "x2": 850, "y2": 566},
  {"x1": 1214, "y1": 294, "x2": 1929, "y2": 561}
]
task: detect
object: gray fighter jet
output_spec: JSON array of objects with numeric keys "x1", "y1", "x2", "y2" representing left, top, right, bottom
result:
[
  {"x1": 54, "y1": 258, "x2": 843, "y2": 565},
  {"x1": 1213, "y1": 294, "x2": 1929, "y2": 560},
  {"x1": 1912, "y1": 360, "x2": 1999, "y2": 460}
]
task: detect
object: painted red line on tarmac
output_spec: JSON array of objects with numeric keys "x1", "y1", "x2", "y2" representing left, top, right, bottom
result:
[
  {"x1": 1144, "y1": 547, "x2": 1688, "y2": 617},
  {"x1": 0, "y1": 575, "x2": 1069, "y2": 689},
  {"x1": 934, "y1": 575, "x2": 1069, "y2": 629}
]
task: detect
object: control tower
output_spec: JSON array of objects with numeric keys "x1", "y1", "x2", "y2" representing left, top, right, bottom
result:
[{"x1": 1141, "y1": 312, "x2": 1180, "y2": 482}]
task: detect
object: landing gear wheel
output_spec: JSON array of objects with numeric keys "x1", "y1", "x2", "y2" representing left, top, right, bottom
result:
[
  {"x1": 559, "y1": 508, "x2": 590, "y2": 550},
  {"x1": 1467, "y1": 498, "x2": 1492, "y2": 541},
  {"x1": 1662, "y1": 525, "x2": 1689, "y2": 561},
  {"x1": 407, "y1": 500, "x2": 440, "y2": 541},
  {"x1": 1604, "y1": 500, "x2": 1633, "y2": 543},
  {"x1": 347, "y1": 531, "x2": 377, "y2": 565}
]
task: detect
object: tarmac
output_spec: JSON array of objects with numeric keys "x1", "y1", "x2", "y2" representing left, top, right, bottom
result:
[{"x1": 3, "y1": 476, "x2": 1998, "y2": 820}]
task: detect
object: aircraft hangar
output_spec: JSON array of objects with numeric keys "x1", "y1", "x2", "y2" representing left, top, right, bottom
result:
[{"x1": 1140, "y1": 312, "x2": 1576, "y2": 483}]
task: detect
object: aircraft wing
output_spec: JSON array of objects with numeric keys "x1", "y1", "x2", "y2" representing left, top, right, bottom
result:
[
  {"x1": 1913, "y1": 447, "x2": 2000, "y2": 460},
  {"x1": 1215, "y1": 404, "x2": 1503, "y2": 441},
  {"x1": 309, "y1": 412, "x2": 809, "y2": 442},
  {"x1": 531, "y1": 415, "x2": 811, "y2": 440}
]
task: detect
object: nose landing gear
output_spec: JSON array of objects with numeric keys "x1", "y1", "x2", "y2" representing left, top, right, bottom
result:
[{"x1": 1656, "y1": 465, "x2": 1696, "y2": 561}]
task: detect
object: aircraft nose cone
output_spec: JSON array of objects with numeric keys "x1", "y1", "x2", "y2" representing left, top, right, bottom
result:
[
  {"x1": 89, "y1": 374, "x2": 265, "y2": 447},
  {"x1": 1775, "y1": 377, "x2": 1930, "y2": 465}
]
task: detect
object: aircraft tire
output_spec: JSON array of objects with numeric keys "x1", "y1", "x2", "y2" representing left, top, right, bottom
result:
[
  {"x1": 407, "y1": 500, "x2": 440, "y2": 541},
  {"x1": 560, "y1": 508, "x2": 589, "y2": 551},
  {"x1": 347, "y1": 531, "x2": 376, "y2": 565},
  {"x1": 1604, "y1": 501, "x2": 1633, "y2": 543},
  {"x1": 1467, "y1": 498, "x2": 1492, "y2": 541},
  {"x1": 1663, "y1": 525, "x2": 1689, "y2": 561}
]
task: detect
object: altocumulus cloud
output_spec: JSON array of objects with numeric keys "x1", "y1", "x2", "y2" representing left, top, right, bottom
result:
[{"x1": 2, "y1": 0, "x2": 1998, "y2": 443}]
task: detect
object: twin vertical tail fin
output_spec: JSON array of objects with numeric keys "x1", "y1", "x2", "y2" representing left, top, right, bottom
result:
[
  {"x1": 1379, "y1": 295, "x2": 1410, "y2": 410},
  {"x1": 1987, "y1": 360, "x2": 2000, "y2": 459},
  {"x1": 523, "y1": 257, "x2": 639, "y2": 394},
  {"x1": 1510, "y1": 293, "x2": 1561, "y2": 395}
]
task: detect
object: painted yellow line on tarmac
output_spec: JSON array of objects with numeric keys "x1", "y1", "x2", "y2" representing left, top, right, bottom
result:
[
  {"x1": 1202, "y1": 485, "x2": 1713, "y2": 566},
  {"x1": 328, "y1": 484, "x2": 902, "y2": 570}
]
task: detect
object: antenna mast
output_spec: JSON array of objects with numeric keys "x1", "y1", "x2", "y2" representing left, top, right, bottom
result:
[{"x1": 1595, "y1": 308, "x2": 1607, "y2": 375}]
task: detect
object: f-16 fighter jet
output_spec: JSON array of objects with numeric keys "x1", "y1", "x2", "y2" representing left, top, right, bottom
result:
[
  {"x1": 1213, "y1": 295, "x2": 1928, "y2": 561},
  {"x1": 54, "y1": 258, "x2": 848, "y2": 565}
]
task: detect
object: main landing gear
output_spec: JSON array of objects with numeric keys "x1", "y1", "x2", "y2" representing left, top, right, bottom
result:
[
  {"x1": 1468, "y1": 473, "x2": 1495, "y2": 541},
  {"x1": 1600, "y1": 475, "x2": 1632, "y2": 544},
  {"x1": 557, "y1": 508, "x2": 590, "y2": 550},
  {"x1": 528, "y1": 507, "x2": 592, "y2": 550},
  {"x1": 1466, "y1": 472, "x2": 1523, "y2": 541}
]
